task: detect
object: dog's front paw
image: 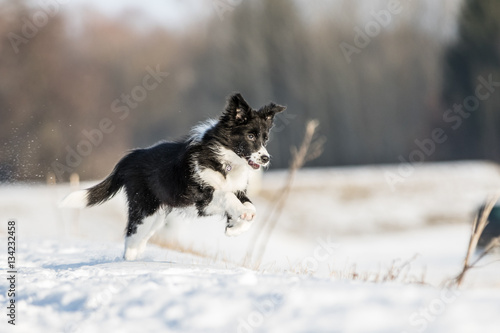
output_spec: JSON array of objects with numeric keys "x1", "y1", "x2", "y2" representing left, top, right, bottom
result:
[
  {"x1": 225, "y1": 220, "x2": 253, "y2": 236},
  {"x1": 239, "y1": 202, "x2": 256, "y2": 221}
]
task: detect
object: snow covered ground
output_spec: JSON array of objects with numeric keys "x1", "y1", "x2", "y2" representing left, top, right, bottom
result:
[{"x1": 1, "y1": 161, "x2": 500, "y2": 332}]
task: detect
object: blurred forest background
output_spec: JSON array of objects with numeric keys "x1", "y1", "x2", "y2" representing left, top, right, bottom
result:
[{"x1": 0, "y1": 0, "x2": 499, "y2": 182}]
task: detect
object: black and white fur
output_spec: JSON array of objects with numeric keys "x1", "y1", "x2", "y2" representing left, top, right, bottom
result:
[{"x1": 61, "y1": 93, "x2": 286, "y2": 260}]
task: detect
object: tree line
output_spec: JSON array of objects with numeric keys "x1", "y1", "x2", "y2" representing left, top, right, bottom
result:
[{"x1": 0, "y1": 0, "x2": 498, "y2": 182}]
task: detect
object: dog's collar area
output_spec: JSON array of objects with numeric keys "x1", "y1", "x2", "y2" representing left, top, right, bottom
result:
[{"x1": 225, "y1": 164, "x2": 232, "y2": 172}]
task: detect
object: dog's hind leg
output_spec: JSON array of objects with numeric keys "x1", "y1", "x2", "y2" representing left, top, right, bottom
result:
[{"x1": 124, "y1": 207, "x2": 169, "y2": 260}]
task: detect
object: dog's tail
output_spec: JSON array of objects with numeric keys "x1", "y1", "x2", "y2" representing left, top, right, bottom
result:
[{"x1": 59, "y1": 165, "x2": 124, "y2": 209}]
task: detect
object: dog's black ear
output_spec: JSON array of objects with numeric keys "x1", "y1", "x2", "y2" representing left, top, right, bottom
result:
[
  {"x1": 225, "y1": 93, "x2": 252, "y2": 124},
  {"x1": 261, "y1": 102, "x2": 286, "y2": 121}
]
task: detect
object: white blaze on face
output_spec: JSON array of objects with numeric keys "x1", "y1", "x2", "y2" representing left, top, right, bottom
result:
[{"x1": 249, "y1": 146, "x2": 270, "y2": 168}]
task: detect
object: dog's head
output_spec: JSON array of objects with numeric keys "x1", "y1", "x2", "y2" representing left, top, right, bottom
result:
[{"x1": 219, "y1": 93, "x2": 286, "y2": 170}]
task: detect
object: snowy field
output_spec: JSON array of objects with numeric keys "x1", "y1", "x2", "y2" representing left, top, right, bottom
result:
[{"x1": 1, "y1": 161, "x2": 500, "y2": 333}]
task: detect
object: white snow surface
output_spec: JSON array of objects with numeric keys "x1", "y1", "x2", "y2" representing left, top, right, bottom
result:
[{"x1": 1, "y1": 161, "x2": 500, "y2": 333}]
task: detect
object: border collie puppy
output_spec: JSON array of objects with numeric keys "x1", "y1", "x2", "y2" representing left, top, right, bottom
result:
[{"x1": 61, "y1": 93, "x2": 286, "y2": 260}]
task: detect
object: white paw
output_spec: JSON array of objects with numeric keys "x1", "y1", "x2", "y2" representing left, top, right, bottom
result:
[
  {"x1": 225, "y1": 220, "x2": 253, "y2": 237},
  {"x1": 238, "y1": 202, "x2": 256, "y2": 222},
  {"x1": 123, "y1": 247, "x2": 138, "y2": 261}
]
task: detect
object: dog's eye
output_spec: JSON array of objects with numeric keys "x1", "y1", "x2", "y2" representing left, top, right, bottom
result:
[{"x1": 248, "y1": 134, "x2": 255, "y2": 141}]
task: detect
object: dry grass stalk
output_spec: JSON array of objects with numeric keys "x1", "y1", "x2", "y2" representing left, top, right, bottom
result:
[
  {"x1": 244, "y1": 120, "x2": 325, "y2": 268},
  {"x1": 326, "y1": 255, "x2": 425, "y2": 284},
  {"x1": 452, "y1": 193, "x2": 500, "y2": 287}
]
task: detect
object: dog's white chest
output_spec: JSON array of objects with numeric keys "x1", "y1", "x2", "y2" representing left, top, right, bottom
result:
[
  {"x1": 199, "y1": 164, "x2": 249, "y2": 192},
  {"x1": 197, "y1": 146, "x2": 252, "y2": 192},
  {"x1": 224, "y1": 164, "x2": 249, "y2": 191}
]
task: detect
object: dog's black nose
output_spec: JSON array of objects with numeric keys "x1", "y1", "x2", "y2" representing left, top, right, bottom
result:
[{"x1": 261, "y1": 155, "x2": 270, "y2": 164}]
